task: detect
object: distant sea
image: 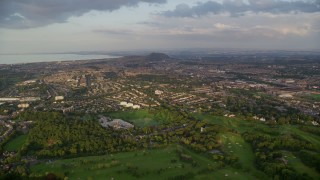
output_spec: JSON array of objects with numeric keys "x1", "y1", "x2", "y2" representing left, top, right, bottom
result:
[{"x1": 0, "y1": 53, "x2": 120, "y2": 64}]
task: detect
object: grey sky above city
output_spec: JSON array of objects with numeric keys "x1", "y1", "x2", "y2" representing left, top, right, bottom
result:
[{"x1": 0, "y1": 0, "x2": 319, "y2": 54}]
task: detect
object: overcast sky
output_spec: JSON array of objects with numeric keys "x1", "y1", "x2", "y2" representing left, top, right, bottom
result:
[{"x1": 0, "y1": 0, "x2": 319, "y2": 54}]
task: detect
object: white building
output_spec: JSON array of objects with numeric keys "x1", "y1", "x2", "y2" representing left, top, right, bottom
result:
[
  {"x1": 18, "y1": 103, "x2": 30, "y2": 108},
  {"x1": 20, "y1": 97, "x2": 40, "y2": 102},
  {"x1": 260, "y1": 118, "x2": 266, "y2": 122},
  {"x1": 16, "y1": 80, "x2": 37, "y2": 86},
  {"x1": 126, "y1": 103, "x2": 134, "y2": 108},
  {"x1": 120, "y1": 101, "x2": 128, "y2": 106},
  {"x1": 155, "y1": 90, "x2": 164, "y2": 95},
  {"x1": 120, "y1": 101, "x2": 141, "y2": 109},
  {"x1": 55, "y1": 96, "x2": 65, "y2": 101},
  {"x1": 100, "y1": 117, "x2": 134, "y2": 130},
  {"x1": 0, "y1": 98, "x2": 20, "y2": 102},
  {"x1": 279, "y1": 94, "x2": 293, "y2": 98},
  {"x1": 285, "y1": 79, "x2": 295, "y2": 84}
]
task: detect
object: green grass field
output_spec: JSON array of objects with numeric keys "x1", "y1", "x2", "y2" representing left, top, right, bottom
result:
[
  {"x1": 302, "y1": 93, "x2": 320, "y2": 102},
  {"x1": 195, "y1": 113, "x2": 320, "y2": 150},
  {"x1": 30, "y1": 145, "x2": 259, "y2": 180},
  {"x1": 3, "y1": 134, "x2": 28, "y2": 152},
  {"x1": 277, "y1": 125, "x2": 320, "y2": 149},
  {"x1": 23, "y1": 113, "x2": 320, "y2": 179},
  {"x1": 193, "y1": 113, "x2": 265, "y2": 133},
  {"x1": 194, "y1": 114, "x2": 320, "y2": 179},
  {"x1": 106, "y1": 110, "x2": 159, "y2": 127},
  {"x1": 309, "y1": 94, "x2": 320, "y2": 101},
  {"x1": 281, "y1": 151, "x2": 319, "y2": 179},
  {"x1": 219, "y1": 132, "x2": 267, "y2": 179}
]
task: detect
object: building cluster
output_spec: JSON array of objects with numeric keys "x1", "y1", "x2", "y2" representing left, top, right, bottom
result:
[
  {"x1": 0, "y1": 97, "x2": 40, "y2": 102},
  {"x1": 16, "y1": 80, "x2": 38, "y2": 86},
  {"x1": 0, "y1": 120, "x2": 13, "y2": 141},
  {"x1": 0, "y1": 53, "x2": 318, "y2": 123},
  {"x1": 119, "y1": 102, "x2": 141, "y2": 109},
  {"x1": 99, "y1": 116, "x2": 134, "y2": 130}
]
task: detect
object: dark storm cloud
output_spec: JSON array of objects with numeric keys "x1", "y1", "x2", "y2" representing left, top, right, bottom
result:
[
  {"x1": 162, "y1": 0, "x2": 320, "y2": 17},
  {"x1": 0, "y1": 0, "x2": 166, "y2": 29}
]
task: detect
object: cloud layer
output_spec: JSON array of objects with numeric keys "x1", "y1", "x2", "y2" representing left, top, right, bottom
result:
[
  {"x1": 0, "y1": 0, "x2": 166, "y2": 29},
  {"x1": 162, "y1": 0, "x2": 320, "y2": 17},
  {"x1": 0, "y1": 0, "x2": 319, "y2": 53}
]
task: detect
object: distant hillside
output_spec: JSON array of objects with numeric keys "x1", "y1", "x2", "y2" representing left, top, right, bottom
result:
[{"x1": 146, "y1": 53, "x2": 170, "y2": 61}]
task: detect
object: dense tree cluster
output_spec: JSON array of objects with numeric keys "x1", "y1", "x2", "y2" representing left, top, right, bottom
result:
[
  {"x1": 4, "y1": 110, "x2": 318, "y2": 179},
  {"x1": 298, "y1": 150, "x2": 320, "y2": 173},
  {"x1": 243, "y1": 131, "x2": 316, "y2": 179},
  {"x1": 17, "y1": 111, "x2": 226, "y2": 161},
  {"x1": 22, "y1": 115, "x2": 138, "y2": 157},
  {"x1": 299, "y1": 126, "x2": 320, "y2": 136}
]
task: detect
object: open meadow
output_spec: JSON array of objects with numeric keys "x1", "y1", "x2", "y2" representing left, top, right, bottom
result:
[{"x1": 30, "y1": 145, "x2": 258, "y2": 180}]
